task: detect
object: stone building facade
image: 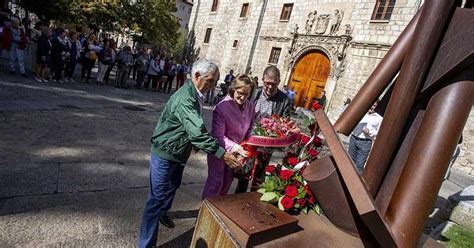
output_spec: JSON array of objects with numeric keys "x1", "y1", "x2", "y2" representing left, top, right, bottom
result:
[{"x1": 188, "y1": 0, "x2": 473, "y2": 175}]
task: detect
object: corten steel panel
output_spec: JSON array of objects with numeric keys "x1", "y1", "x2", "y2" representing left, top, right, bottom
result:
[
  {"x1": 363, "y1": 0, "x2": 457, "y2": 198},
  {"x1": 386, "y1": 81, "x2": 474, "y2": 247},
  {"x1": 334, "y1": 9, "x2": 421, "y2": 135},
  {"x1": 313, "y1": 110, "x2": 396, "y2": 247},
  {"x1": 207, "y1": 192, "x2": 299, "y2": 247}
]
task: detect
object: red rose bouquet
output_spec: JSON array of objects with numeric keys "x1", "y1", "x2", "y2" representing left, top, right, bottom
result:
[{"x1": 258, "y1": 127, "x2": 324, "y2": 214}]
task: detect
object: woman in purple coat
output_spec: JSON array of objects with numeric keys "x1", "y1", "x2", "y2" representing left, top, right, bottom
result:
[{"x1": 202, "y1": 74, "x2": 256, "y2": 199}]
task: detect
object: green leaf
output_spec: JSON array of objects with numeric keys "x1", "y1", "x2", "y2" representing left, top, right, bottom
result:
[
  {"x1": 260, "y1": 192, "x2": 278, "y2": 203},
  {"x1": 278, "y1": 197, "x2": 285, "y2": 211},
  {"x1": 302, "y1": 207, "x2": 308, "y2": 214},
  {"x1": 313, "y1": 204, "x2": 323, "y2": 215},
  {"x1": 257, "y1": 188, "x2": 266, "y2": 194}
]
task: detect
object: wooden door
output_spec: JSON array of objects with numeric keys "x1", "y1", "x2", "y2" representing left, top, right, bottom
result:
[{"x1": 289, "y1": 51, "x2": 330, "y2": 109}]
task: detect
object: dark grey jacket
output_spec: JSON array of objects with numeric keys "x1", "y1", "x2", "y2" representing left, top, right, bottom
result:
[{"x1": 251, "y1": 87, "x2": 291, "y2": 118}]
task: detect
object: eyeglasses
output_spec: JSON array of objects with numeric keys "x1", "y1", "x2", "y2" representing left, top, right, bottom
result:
[{"x1": 235, "y1": 90, "x2": 250, "y2": 97}]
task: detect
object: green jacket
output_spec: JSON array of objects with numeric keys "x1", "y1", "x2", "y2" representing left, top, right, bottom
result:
[{"x1": 150, "y1": 80, "x2": 225, "y2": 163}]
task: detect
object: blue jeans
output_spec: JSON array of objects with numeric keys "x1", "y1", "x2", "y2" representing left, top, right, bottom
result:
[
  {"x1": 138, "y1": 154, "x2": 184, "y2": 248},
  {"x1": 348, "y1": 135, "x2": 373, "y2": 172}
]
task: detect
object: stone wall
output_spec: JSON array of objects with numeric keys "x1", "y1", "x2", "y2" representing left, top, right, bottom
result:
[{"x1": 188, "y1": 0, "x2": 473, "y2": 175}]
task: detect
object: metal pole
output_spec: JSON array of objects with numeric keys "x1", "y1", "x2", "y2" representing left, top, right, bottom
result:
[
  {"x1": 385, "y1": 80, "x2": 474, "y2": 247},
  {"x1": 363, "y1": 0, "x2": 457, "y2": 197},
  {"x1": 334, "y1": 9, "x2": 421, "y2": 135}
]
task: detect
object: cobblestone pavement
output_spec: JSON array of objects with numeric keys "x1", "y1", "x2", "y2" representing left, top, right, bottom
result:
[{"x1": 0, "y1": 66, "x2": 215, "y2": 247}]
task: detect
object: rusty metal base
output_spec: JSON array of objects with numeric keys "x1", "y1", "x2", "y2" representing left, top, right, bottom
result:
[{"x1": 191, "y1": 192, "x2": 443, "y2": 248}]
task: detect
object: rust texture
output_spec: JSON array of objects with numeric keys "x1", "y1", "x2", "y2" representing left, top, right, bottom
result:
[
  {"x1": 314, "y1": 110, "x2": 396, "y2": 247},
  {"x1": 363, "y1": 0, "x2": 457, "y2": 197},
  {"x1": 333, "y1": 9, "x2": 421, "y2": 135},
  {"x1": 303, "y1": 155, "x2": 366, "y2": 237},
  {"x1": 386, "y1": 80, "x2": 474, "y2": 247}
]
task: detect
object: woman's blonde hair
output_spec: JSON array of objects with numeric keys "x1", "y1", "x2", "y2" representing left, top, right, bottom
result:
[{"x1": 229, "y1": 74, "x2": 255, "y2": 98}]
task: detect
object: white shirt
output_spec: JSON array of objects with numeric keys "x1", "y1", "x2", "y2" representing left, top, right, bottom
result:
[
  {"x1": 193, "y1": 83, "x2": 206, "y2": 115},
  {"x1": 352, "y1": 112, "x2": 383, "y2": 140}
]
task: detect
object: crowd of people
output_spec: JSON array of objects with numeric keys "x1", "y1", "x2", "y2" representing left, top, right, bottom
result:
[{"x1": 0, "y1": 13, "x2": 190, "y2": 92}]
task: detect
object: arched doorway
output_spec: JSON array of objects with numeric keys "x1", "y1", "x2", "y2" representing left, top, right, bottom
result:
[{"x1": 289, "y1": 51, "x2": 331, "y2": 109}]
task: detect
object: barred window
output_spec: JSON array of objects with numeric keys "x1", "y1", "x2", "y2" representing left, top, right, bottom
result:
[
  {"x1": 371, "y1": 0, "x2": 396, "y2": 21},
  {"x1": 280, "y1": 3, "x2": 294, "y2": 21},
  {"x1": 268, "y1": 47, "x2": 282, "y2": 64},
  {"x1": 204, "y1": 28, "x2": 212, "y2": 43}
]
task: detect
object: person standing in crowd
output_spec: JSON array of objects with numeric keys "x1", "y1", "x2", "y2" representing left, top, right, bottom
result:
[
  {"x1": 29, "y1": 22, "x2": 42, "y2": 74},
  {"x1": 317, "y1": 90, "x2": 327, "y2": 108},
  {"x1": 202, "y1": 74, "x2": 255, "y2": 199},
  {"x1": 235, "y1": 65, "x2": 292, "y2": 193},
  {"x1": 224, "y1": 69, "x2": 235, "y2": 85},
  {"x1": 138, "y1": 59, "x2": 242, "y2": 248},
  {"x1": 2, "y1": 17, "x2": 28, "y2": 77},
  {"x1": 64, "y1": 31, "x2": 81, "y2": 83},
  {"x1": 348, "y1": 101, "x2": 383, "y2": 173},
  {"x1": 34, "y1": 27, "x2": 51, "y2": 83},
  {"x1": 175, "y1": 59, "x2": 188, "y2": 90},
  {"x1": 103, "y1": 41, "x2": 116, "y2": 84},
  {"x1": 164, "y1": 58, "x2": 176, "y2": 93},
  {"x1": 50, "y1": 28, "x2": 70, "y2": 83},
  {"x1": 135, "y1": 48, "x2": 151, "y2": 89},
  {"x1": 145, "y1": 55, "x2": 161, "y2": 91},
  {"x1": 156, "y1": 56, "x2": 167, "y2": 92},
  {"x1": 80, "y1": 33, "x2": 100, "y2": 83},
  {"x1": 284, "y1": 85, "x2": 296, "y2": 110},
  {"x1": 95, "y1": 39, "x2": 113, "y2": 85},
  {"x1": 115, "y1": 46, "x2": 134, "y2": 89}
]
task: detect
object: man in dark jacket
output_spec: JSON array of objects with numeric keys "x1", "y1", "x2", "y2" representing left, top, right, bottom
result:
[
  {"x1": 138, "y1": 59, "x2": 242, "y2": 248},
  {"x1": 252, "y1": 65, "x2": 291, "y2": 120}
]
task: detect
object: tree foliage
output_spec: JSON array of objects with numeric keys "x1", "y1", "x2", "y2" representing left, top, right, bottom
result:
[{"x1": 20, "y1": 0, "x2": 181, "y2": 51}]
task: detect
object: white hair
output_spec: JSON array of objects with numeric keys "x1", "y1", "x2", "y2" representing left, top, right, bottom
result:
[{"x1": 191, "y1": 59, "x2": 219, "y2": 78}]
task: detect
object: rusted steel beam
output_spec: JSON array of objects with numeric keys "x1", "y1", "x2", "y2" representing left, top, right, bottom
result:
[
  {"x1": 385, "y1": 80, "x2": 474, "y2": 247},
  {"x1": 303, "y1": 155, "x2": 368, "y2": 237},
  {"x1": 334, "y1": 9, "x2": 421, "y2": 135},
  {"x1": 363, "y1": 0, "x2": 457, "y2": 197},
  {"x1": 313, "y1": 110, "x2": 396, "y2": 247}
]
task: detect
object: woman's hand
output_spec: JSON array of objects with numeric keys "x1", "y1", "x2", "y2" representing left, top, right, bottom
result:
[
  {"x1": 223, "y1": 152, "x2": 243, "y2": 169},
  {"x1": 231, "y1": 144, "x2": 249, "y2": 157}
]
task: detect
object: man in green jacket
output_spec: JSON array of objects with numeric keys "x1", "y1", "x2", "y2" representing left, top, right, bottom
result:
[{"x1": 139, "y1": 59, "x2": 242, "y2": 248}]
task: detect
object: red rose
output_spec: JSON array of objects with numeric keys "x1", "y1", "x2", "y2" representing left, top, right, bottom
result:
[
  {"x1": 300, "y1": 135, "x2": 310, "y2": 144},
  {"x1": 312, "y1": 102, "x2": 322, "y2": 111},
  {"x1": 285, "y1": 185, "x2": 298, "y2": 198},
  {"x1": 287, "y1": 157, "x2": 299, "y2": 167},
  {"x1": 313, "y1": 136, "x2": 323, "y2": 147},
  {"x1": 265, "y1": 165, "x2": 276, "y2": 174},
  {"x1": 279, "y1": 170, "x2": 294, "y2": 180},
  {"x1": 297, "y1": 198, "x2": 308, "y2": 207},
  {"x1": 308, "y1": 149, "x2": 319, "y2": 158},
  {"x1": 281, "y1": 196, "x2": 294, "y2": 209},
  {"x1": 308, "y1": 195, "x2": 316, "y2": 204}
]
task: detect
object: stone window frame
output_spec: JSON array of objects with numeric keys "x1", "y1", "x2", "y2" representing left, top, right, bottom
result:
[
  {"x1": 232, "y1": 40, "x2": 239, "y2": 49},
  {"x1": 240, "y1": 3, "x2": 250, "y2": 18},
  {"x1": 280, "y1": 3, "x2": 294, "y2": 21},
  {"x1": 211, "y1": 0, "x2": 219, "y2": 12},
  {"x1": 268, "y1": 47, "x2": 282, "y2": 64},
  {"x1": 371, "y1": 0, "x2": 396, "y2": 22},
  {"x1": 204, "y1": 28, "x2": 212, "y2": 44}
]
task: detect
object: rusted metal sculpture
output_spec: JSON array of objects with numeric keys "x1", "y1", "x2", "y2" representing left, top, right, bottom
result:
[{"x1": 192, "y1": 1, "x2": 472, "y2": 247}]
